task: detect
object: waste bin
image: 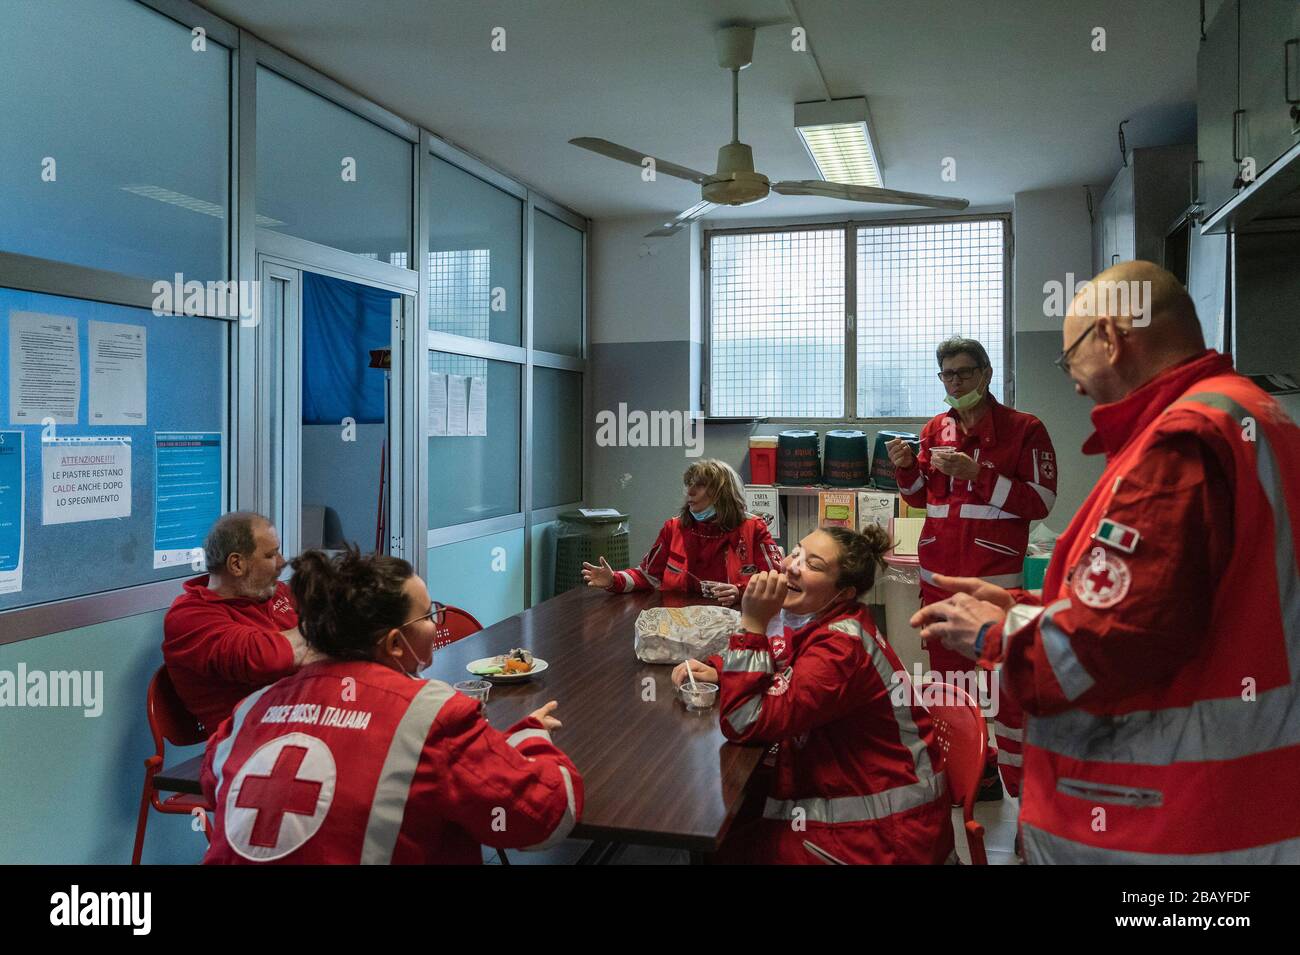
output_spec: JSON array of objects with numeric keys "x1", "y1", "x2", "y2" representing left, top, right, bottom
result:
[
  {"x1": 880, "y1": 552, "x2": 925, "y2": 680},
  {"x1": 554, "y1": 510, "x2": 631, "y2": 595}
]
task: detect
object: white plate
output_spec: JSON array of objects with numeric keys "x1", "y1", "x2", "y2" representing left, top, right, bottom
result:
[{"x1": 466, "y1": 656, "x2": 549, "y2": 682}]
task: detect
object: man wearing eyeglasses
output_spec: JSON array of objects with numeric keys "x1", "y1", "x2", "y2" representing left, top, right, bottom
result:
[
  {"x1": 887, "y1": 337, "x2": 1058, "y2": 801},
  {"x1": 913, "y1": 261, "x2": 1300, "y2": 863}
]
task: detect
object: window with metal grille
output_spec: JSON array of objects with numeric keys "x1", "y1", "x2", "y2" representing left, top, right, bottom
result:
[
  {"x1": 708, "y1": 228, "x2": 844, "y2": 417},
  {"x1": 706, "y1": 218, "x2": 1007, "y2": 418}
]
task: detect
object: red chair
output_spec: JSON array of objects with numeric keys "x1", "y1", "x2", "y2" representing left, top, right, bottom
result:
[
  {"x1": 434, "y1": 605, "x2": 483, "y2": 650},
  {"x1": 925, "y1": 681, "x2": 989, "y2": 865},
  {"x1": 131, "y1": 666, "x2": 214, "y2": 865}
]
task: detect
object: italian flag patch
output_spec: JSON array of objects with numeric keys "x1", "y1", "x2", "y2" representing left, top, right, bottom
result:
[{"x1": 1093, "y1": 518, "x2": 1140, "y2": 554}]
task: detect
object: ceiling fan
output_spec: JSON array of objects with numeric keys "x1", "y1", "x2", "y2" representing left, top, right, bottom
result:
[{"x1": 570, "y1": 25, "x2": 970, "y2": 237}]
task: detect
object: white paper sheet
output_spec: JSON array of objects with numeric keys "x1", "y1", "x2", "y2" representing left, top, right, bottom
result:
[
  {"x1": 8, "y1": 311, "x2": 80, "y2": 425},
  {"x1": 446, "y1": 374, "x2": 468, "y2": 436},
  {"x1": 41, "y1": 436, "x2": 131, "y2": 526},
  {"x1": 88, "y1": 320, "x2": 147, "y2": 426},
  {"x1": 467, "y1": 375, "x2": 487, "y2": 436},
  {"x1": 427, "y1": 372, "x2": 448, "y2": 436}
]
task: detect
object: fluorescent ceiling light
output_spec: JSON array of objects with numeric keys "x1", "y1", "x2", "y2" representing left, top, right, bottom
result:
[
  {"x1": 794, "y1": 97, "x2": 882, "y2": 188},
  {"x1": 121, "y1": 184, "x2": 283, "y2": 227}
]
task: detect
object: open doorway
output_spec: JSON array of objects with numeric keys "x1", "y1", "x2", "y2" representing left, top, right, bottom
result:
[
  {"x1": 299, "y1": 271, "x2": 401, "y2": 554},
  {"x1": 257, "y1": 255, "x2": 414, "y2": 563}
]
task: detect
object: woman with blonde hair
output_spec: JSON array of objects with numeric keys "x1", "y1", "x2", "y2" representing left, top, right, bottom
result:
[{"x1": 582, "y1": 459, "x2": 781, "y2": 606}]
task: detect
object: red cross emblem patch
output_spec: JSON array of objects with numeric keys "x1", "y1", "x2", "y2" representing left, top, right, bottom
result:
[
  {"x1": 1038, "y1": 450, "x2": 1056, "y2": 482},
  {"x1": 1072, "y1": 548, "x2": 1131, "y2": 609},
  {"x1": 226, "y1": 732, "x2": 336, "y2": 861}
]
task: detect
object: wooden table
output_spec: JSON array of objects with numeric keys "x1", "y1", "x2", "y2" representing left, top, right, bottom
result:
[{"x1": 425, "y1": 586, "x2": 765, "y2": 856}]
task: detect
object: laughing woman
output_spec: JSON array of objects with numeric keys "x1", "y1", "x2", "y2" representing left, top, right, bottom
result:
[
  {"x1": 581, "y1": 459, "x2": 781, "y2": 606},
  {"x1": 673, "y1": 525, "x2": 955, "y2": 864}
]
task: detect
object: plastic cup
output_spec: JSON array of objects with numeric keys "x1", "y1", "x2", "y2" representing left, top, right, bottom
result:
[
  {"x1": 679, "y1": 681, "x2": 719, "y2": 711},
  {"x1": 454, "y1": 680, "x2": 492, "y2": 711}
]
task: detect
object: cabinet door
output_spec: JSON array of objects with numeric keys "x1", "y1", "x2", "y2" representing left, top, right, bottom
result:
[
  {"x1": 1109, "y1": 165, "x2": 1136, "y2": 263},
  {"x1": 1239, "y1": 1, "x2": 1300, "y2": 182},
  {"x1": 1187, "y1": 225, "x2": 1228, "y2": 351},
  {"x1": 1197, "y1": 0, "x2": 1240, "y2": 216}
]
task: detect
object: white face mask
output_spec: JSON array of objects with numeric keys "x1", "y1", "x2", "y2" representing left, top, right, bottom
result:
[
  {"x1": 389, "y1": 630, "x2": 431, "y2": 679},
  {"x1": 772, "y1": 590, "x2": 850, "y2": 635}
]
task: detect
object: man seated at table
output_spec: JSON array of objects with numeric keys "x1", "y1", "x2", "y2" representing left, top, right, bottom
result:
[
  {"x1": 163, "y1": 511, "x2": 305, "y2": 735},
  {"x1": 674, "y1": 526, "x2": 954, "y2": 864}
]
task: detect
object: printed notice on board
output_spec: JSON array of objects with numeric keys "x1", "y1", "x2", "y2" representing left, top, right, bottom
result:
[
  {"x1": 89, "y1": 320, "x2": 147, "y2": 426},
  {"x1": 42, "y1": 435, "x2": 131, "y2": 526},
  {"x1": 8, "y1": 311, "x2": 80, "y2": 425},
  {"x1": 744, "y1": 486, "x2": 781, "y2": 539},
  {"x1": 446, "y1": 374, "x2": 468, "y2": 436},
  {"x1": 154, "y1": 432, "x2": 222, "y2": 569},
  {"x1": 467, "y1": 375, "x2": 488, "y2": 436},
  {"x1": 0, "y1": 432, "x2": 23, "y2": 594},
  {"x1": 428, "y1": 372, "x2": 448, "y2": 436}
]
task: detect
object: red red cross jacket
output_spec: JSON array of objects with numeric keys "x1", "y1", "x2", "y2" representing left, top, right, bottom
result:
[
  {"x1": 200, "y1": 659, "x2": 582, "y2": 864},
  {"x1": 979, "y1": 351, "x2": 1300, "y2": 863},
  {"x1": 608, "y1": 514, "x2": 782, "y2": 596},
  {"x1": 895, "y1": 394, "x2": 1058, "y2": 604},
  {"x1": 163, "y1": 576, "x2": 299, "y2": 734},
  {"x1": 705, "y1": 602, "x2": 954, "y2": 864}
]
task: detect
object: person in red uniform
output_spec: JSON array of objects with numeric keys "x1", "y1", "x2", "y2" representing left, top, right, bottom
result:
[
  {"x1": 886, "y1": 337, "x2": 1058, "y2": 799},
  {"x1": 201, "y1": 546, "x2": 582, "y2": 864},
  {"x1": 163, "y1": 511, "x2": 305, "y2": 734},
  {"x1": 673, "y1": 525, "x2": 954, "y2": 864},
  {"x1": 581, "y1": 458, "x2": 782, "y2": 606},
  {"x1": 914, "y1": 261, "x2": 1300, "y2": 863}
]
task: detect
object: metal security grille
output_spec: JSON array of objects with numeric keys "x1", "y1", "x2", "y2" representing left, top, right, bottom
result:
[
  {"x1": 428, "y1": 248, "x2": 491, "y2": 340},
  {"x1": 709, "y1": 229, "x2": 845, "y2": 417},
  {"x1": 857, "y1": 220, "x2": 1005, "y2": 417}
]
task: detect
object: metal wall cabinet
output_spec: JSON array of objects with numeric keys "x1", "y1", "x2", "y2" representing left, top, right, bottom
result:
[
  {"x1": 1092, "y1": 144, "x2": 1195, "y2": 272},
  {"x1": 1198, "y1": 0, "x2": 1240, "y2": 218},
  {"x1": 1238, "y1": 1, "x2": 1300, "y2": 185},
  {"x1": 1233, "y1": 229, "x2": 1300, "y2": 377}
]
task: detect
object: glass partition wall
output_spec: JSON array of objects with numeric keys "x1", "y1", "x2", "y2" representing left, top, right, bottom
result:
[{"x1": 0, "y1": 0, "x2": 586, "y2": 639}]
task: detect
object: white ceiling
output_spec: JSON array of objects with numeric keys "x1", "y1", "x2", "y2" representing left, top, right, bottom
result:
[{"x1": 197, "y1": 0, "x2": 1205, "y2": 224}]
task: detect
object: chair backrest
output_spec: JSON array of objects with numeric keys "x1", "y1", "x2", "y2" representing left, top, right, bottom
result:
[
  {"x1": 434, "y1": 605, "x2": 483, "y2": 650},
  {"x1": 923, "y1": 681, "x2": 987, "y2": 809},
  {"x1": 146, "y1": 666, "x2": 208, "y2": 752}
]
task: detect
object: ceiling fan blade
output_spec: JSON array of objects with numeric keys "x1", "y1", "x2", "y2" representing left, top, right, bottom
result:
[
  {"x1": 645, "y1": 200, "x2": 717, "y2": 237},
  {"x1": 772, "y1": 180, "x2": 970, "y2": 211},
  {"x1": 569, "y1": 137, "x2": 711, "y2": 185}
]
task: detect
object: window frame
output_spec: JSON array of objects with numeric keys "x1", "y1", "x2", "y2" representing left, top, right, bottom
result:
[{"x1": 702, "y1": 213, "x2": 1014, "y2": 423}]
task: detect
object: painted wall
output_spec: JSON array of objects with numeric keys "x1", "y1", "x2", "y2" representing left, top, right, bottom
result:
[
  {"x1": 426, "y1": 528, "x2": 526, "y2": 627},
  {"x1": 1011, "y1": 185, "x2": 1110, "y2": 526},
  {"x1": 0, "y1": 611, "x2": 205, "y2": 864},
  {"x1": 588, "y1": 216, "x2": 703, "y2": 558}
]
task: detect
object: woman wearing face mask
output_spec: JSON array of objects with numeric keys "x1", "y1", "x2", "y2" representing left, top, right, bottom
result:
[
  {"x1": 581, "y1": 459, "x2": 781, "y2": 607},
  {"x1": 672, "y1": 526, "x2": 954, "y2": 864},
  {"x1": 886, "y1": 336, "x2": 1057, "y2": 803},
  {"x1": 200, "y1": 546, "x2": 582, "y2": 864}
]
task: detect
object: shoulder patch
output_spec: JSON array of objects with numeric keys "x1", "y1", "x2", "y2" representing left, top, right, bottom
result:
[{"x1": 1072, "y1": 547, "x2": 1131, "y2": 609}]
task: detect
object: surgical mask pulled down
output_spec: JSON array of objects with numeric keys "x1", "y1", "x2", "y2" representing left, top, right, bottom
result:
[
  {"x1": 773, "y1": 549, "x2": 851, "y2": 634},
  {"x1": 943, "y1": 387, "x2": 984, "y2": 412}
]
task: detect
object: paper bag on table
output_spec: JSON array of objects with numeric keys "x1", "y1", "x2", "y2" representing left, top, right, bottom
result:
[{"x1": 634, "y1": 604, "x2": 742, "y2": 665}]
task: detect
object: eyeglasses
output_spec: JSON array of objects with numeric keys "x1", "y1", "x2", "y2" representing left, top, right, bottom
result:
[
  {"x1": 400, "y1": 601, "x2": 446, "y2": 629},
  {"x1": 1055, "y1": 322, "x2": 1097, "y2": 374},
  {"x1": 937, "y1": 367, "x2": 982, "y2": 384}
]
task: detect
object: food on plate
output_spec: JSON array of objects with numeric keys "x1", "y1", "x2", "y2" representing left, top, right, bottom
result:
[{"x1": 471, "y1": 648, "x2": 534, "y2": 676}]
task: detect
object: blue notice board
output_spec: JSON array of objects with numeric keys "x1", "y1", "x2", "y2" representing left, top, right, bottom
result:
[
  {"x1": 0, "y1": 431, "x2": 22, "y2": 592},
  {"x1": 153, "y1": 432, "x2": 222, "y2": 569}
]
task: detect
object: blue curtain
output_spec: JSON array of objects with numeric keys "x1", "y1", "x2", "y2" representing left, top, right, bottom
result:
[{"x1": 301, "y1": 271, "x2": 399, "y2": 424}]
